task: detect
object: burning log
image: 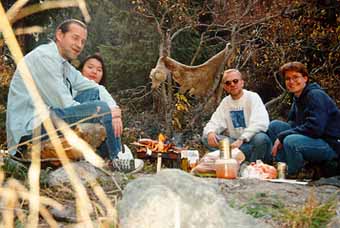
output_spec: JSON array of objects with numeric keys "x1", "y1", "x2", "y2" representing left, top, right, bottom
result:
[
  {"x1": 131, "y1": 134, "x2": 183, "y2": 170},
  {"x1": 131, "y1": 134, "x2": 181, "y2": 154}
]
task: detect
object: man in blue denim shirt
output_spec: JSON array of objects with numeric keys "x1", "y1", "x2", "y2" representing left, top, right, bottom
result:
[{"x1": 6, "y1": 19, "x2": 122, "y2": 160}]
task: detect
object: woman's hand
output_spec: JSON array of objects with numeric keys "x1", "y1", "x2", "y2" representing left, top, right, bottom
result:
[
  {"x1": 272, "y1": 139, "x2": 282, "y2": 157},
  {"x1": 111, "y1": 107, "x2": 121, "y2": 119},
  {"x1": 111, "y1": 108, "x2": 122, "y2": 137}
]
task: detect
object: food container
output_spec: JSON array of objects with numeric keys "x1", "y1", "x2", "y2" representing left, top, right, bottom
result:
[{"x1": 215, "y1": 158, "x2": 238, "y2": 179}]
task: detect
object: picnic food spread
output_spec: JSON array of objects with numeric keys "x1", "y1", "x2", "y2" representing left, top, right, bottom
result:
[{"x1": 131, "y1": 134, "x2": 286, "y2": 180}]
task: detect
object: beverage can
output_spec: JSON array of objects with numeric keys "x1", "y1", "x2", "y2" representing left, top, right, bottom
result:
[
  {"x1": 181, "y1": 157, "x2": 188, "y2": 172},
  {"x1": 219, "y1": 138, "x2": 231, "y2": 159},
  {"x1": 180, "y1": 150, "x2": 199, "y2": 172},
  {"x1": 277, "y1": 162, "x2": 287, "y2": 179}
]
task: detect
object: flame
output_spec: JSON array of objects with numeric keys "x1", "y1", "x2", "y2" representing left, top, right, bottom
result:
[
  {"x1": 132, "y1": 133, "x2": 179, "y2": 153},
  {"x1": 158, "y1": 133, "x2": 166, "y2": 152},
  {"x1": 158, "y1": 133, "x2": 166, "y2": 142}
]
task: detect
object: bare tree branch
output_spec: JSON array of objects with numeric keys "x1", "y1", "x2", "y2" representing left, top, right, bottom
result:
[
  {"x1": 8, "y1": 0, "x2": 90, "y2": 25},
  {"x1": 190, "y1": 31, "x2": 206, "y2": 66}
]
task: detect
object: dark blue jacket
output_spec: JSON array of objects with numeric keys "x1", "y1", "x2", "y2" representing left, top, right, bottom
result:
[{"x1": 278, "y1": 83, "x2": 340, "y2": 155}]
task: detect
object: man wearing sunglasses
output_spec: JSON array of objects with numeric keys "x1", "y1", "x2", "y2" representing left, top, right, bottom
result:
[{"x1": 202, "y1": 69, "x2": 271, "y2": 163}]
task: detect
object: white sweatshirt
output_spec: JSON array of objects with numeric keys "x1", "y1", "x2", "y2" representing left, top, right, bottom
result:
[{"x1": 203, "y1": 89, "x2": 269, "y2": 142}]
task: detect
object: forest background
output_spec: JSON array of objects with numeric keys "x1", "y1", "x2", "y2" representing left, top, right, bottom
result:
[{"x1": 1, "y1": 0, "x2": 340, "y2": 150}]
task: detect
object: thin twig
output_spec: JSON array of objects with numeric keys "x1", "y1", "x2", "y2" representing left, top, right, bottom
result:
[
  {"x1": 94, "y1": 167, "x2": 123, "y2": 193},
  {"x1": 274, "y1": 71, "x2": 286, "y2": 92}
]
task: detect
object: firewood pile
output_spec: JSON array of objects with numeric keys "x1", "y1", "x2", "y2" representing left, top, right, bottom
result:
[
  {"x1": 131, "y1": 134, "x2": 184, "y2": 170},
  {"x1": 131, "y1": 134, "x2": 182, "y2": 154}
]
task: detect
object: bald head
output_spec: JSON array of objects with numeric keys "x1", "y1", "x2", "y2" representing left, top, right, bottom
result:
[
  {"x1": 222, "y1": 69, "x2": 244, "y2": 99},
  {"x1": 222, "y1": 69, "x2": 242, "y2": 82}
]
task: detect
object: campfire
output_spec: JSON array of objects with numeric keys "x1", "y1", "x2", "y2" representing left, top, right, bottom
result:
[
  {"x1": 131, "y1": 133, "x2": 181, "y2": 154},
  {"x1": 131, "y1": 134, "x2": 199, "y2": 173},
  {"x1": 131, "y1": 134, "x2": 185, "y2": 172}
]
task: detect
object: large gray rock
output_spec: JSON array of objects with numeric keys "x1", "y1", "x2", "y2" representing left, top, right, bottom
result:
[
  {"x1": 47, "y1": 161, "x2": 128, "y2": 189},
  {"x1": 48, "y1": 161, "x2": 100, "y2": 186},
  {"x1": 118, "y1": 169, "x2": 271, "y2": 228}
]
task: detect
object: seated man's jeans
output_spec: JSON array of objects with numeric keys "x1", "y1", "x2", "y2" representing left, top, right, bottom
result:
[
  {"x1": 267, "y1": 120, "x2": 337, "y2": 175},
  {"x1": 20, "y1": 88, "x2": 121, "y2": 160},
  {"x1": 202, "y1": 132, "x2": 272, "y2": 163}
]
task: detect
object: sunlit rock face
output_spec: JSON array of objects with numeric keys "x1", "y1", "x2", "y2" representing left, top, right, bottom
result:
[{"x1": 118, "y1": 169, "x2": 270, "y2": 228}]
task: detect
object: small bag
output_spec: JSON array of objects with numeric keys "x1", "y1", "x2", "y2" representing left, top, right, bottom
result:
[
  {"x1": 191, "y1": 148, "x2": 245, "y2": 177},
  {"x1": 241, "y1": 160, "x2": 277, "y2": 179}
]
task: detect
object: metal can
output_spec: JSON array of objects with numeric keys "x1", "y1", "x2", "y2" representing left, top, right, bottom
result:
[
  {"x1": 219, "y1": 138, "x2": 231, "y2": 159},
  {"x1": 277, "y1": 162, "x2": 287, "y2": 179},
  {"x1": 181, "y1": 157, "x2": 189, "y2": 172}
]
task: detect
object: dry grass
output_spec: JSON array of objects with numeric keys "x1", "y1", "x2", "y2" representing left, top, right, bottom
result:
[
  {"x1": 279, "y1": 189, "x2": 338, "y2": 228},
  {"x1": 0, "y1": 1, "x2": 120, "y2": 227}
]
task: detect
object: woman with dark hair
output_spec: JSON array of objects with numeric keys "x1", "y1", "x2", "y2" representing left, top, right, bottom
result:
[
  {"x1": 77, "y1": 54, "x2": 121, "y2": 160},
  {"x1": 267, "y1": 61, "x2": 340, "y2": 178},
  {"x1": 78, "y1": 54, "x2": 144, "y2": 172},
  {"x1": 79, "y1": 54, "x2": 106, "y2": 85}
]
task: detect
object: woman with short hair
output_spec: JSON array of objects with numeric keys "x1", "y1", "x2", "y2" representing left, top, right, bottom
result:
[{"x1": 267, "y1": 61, "x2": 340, "y2": 178}]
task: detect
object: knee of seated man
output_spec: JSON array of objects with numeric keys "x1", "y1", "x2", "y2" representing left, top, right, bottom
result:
[
  {"x1": 91, "y1": 100, "x2": 111, "y2": 114},
  {"x1": 268, "y1": 120, "x2": 284, "y2": 129},
  {"x1": 251, "y1": 132, "x2": 271, "y2": 145}
]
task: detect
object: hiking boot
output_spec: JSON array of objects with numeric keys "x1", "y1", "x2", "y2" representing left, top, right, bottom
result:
[
  {"x1": 319, "y1": 159, "x2": 339, "y2": 178},
  {"x1": 286, "y1": 167, "x2": 316, "y2": 180},
  {"x1": 110, "y1": 158, "x2": 144, "y2": 174}
]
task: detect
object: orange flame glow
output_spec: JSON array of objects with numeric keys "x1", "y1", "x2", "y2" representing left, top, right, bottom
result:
[{"x1": 158, "y1": 133, "x2": 166, "y2": 152}]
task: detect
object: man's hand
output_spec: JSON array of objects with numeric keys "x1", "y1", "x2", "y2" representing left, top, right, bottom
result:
[
  {"x1": 207, "y1": 132, "x2": 219, "y2": 148},
  {"x1": 111, "y1": 108, "x2": 122, "y2": 137},
  {"x1": 231, "y1": 139, "x2": 243, "y2": 149},
  {"x1": 272, "y1": 139, "x2": 282, "y2": 157}
]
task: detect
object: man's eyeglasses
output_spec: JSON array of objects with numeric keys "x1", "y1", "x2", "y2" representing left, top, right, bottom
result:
[{"x1": 224, "y1": 79, "x2": 240, "y2": 86}]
